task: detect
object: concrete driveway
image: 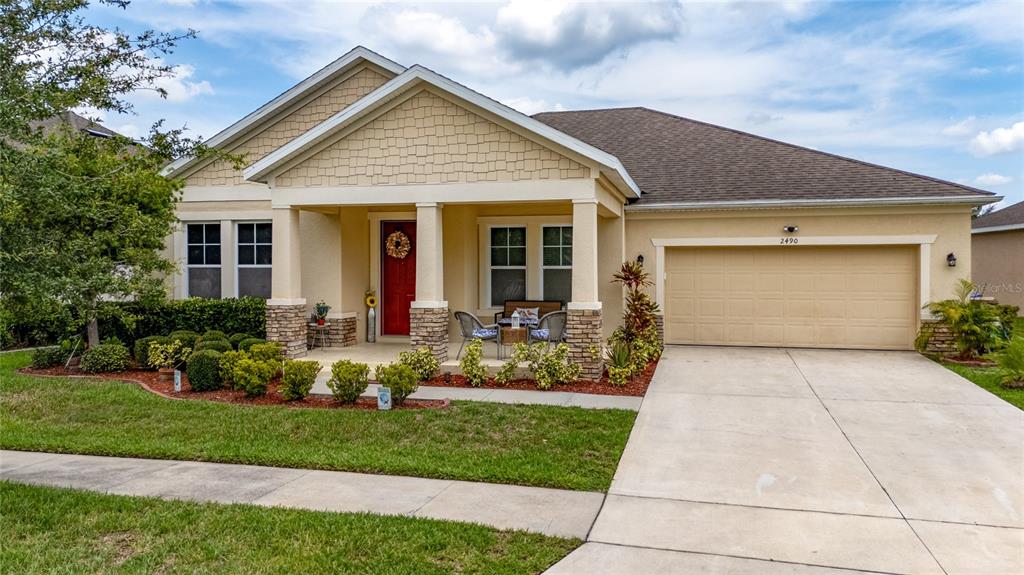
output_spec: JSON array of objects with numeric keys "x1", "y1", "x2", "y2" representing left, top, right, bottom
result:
[{"x1": 547, "y1": 347, "x2": 1023, "y2": 575}]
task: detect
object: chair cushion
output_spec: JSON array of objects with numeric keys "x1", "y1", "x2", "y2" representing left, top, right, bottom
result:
[
  {"x1": 530, "y1": 328, "x2": 550, "y2": 340},
  {"x1": 515, "y1": 307, "x2": 539, "y2": 321},
  {"x1": 472, "y1": 328, "x2": 497, "y2": 339}
]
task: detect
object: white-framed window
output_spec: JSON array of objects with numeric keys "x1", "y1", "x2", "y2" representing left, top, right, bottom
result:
[
  {"x1": 541, "y1": 225, "x2": 572, "y2": 305},
  {"x1": 186, "y1": 223, "x2": 221, "y2": 299},
  {"x1": 488, "y1": 226, "x2": 527, "y2": 307},
  {"x1": 236, "y1": 222, "x2": 272, "y2": 299}
]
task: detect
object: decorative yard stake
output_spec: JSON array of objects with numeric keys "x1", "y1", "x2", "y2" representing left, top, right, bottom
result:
[
  {"x1": 173, "y1": 369, "x2": 182, "y2": 392},
  {"x1": 377, "y1": 386, "x2": 392, "y2": 410}
]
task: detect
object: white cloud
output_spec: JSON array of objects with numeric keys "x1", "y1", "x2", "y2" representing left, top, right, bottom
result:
[
  {"x1": 502, "y1": 97, "x2": 564, "y2": 115},
  {"x1": 942, "y1": 116, "x2": 976, "y2": 137},
  {"x1": 973, "y1": 173, "x2": 1013, "y2": 186},
  {"x1": 969, "y1": 122, "x2": 1024, "y2": 156},
  {"x1": 138, "y1": 63, "x2": 214, "y2": 102}
]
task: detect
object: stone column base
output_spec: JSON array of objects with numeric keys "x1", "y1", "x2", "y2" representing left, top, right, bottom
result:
[
  {"x1": 919, "y1": 318, "x2": 956, "y2": 355},
  {"x1": 410, "y1": 304, "x2": 448, "y2": 362},
  {"x1": 566, "y1": 306, "x2": 604, "y2": 380},
  {"x1": 266, "y1": 301, "x2": 307, "y2": 359},
  {"x1": 307, "y1": 315, "x2": 357, "y2": 349},
  {"x1": 654, "y1": 314, "x2": 665, "y2": 349}
]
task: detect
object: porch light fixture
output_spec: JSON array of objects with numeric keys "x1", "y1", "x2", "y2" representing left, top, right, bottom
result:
[
  {"x1": 947, "y1": 252, "x2": 957, "y2": 267},
  {"x1": 636, "y1": 254, "x2": 645, "y2": 266},
  {"x1": 783, "y1": 225, "x2": 799, "y2": 233}
]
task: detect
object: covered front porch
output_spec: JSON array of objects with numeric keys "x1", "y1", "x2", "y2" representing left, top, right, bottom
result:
[{"x1": 264, "y1": 190, "x2": 626, "y2": 379}]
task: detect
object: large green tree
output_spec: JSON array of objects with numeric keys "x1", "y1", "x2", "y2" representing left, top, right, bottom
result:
[{"x1": 0, "y1": 1, "x2": 218, "y2": 346}]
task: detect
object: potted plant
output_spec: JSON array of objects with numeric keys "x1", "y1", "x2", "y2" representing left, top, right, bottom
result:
[
  {"x1": 147, "y1": 340, "x2": 191, "y2": 380},
  {"x1": 313, "y1": 300, "x2": 331, "y2": 326}
]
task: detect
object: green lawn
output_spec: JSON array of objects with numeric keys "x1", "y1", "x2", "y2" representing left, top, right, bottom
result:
[
  {"x1": 0, "y1": 481, "x2": 576, "y2": 574},
  {"x1": 0, "y1": 351, "x2": 634, "y2": 491},
  {"x1": 942, "y1": 361, "x2": 1024, "y2": 410}
]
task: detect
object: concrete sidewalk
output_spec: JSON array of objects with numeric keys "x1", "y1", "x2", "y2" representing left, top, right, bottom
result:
[
  {"x1": 312, "y1": 378, "x2": 643, "y2": 411},
  {"x1": 0, "y1": 450, "x2": 603, "y2": 539}
]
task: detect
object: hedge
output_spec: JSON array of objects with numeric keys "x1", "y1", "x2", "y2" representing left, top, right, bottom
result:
[{"x1": 99, "y1": 298, "x2": 266, "y2": 347}]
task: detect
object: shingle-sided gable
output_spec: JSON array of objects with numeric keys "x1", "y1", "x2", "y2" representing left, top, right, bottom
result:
[
  {"x1": 275, "y1": 89, "x2": 590, "y2": 187},
  {"x1": 187, "y1": 67, "x2": 391, "y2": 186}
]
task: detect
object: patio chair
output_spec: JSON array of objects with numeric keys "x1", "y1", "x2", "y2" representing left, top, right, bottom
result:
[
  {"x1": 528, "y1": 310, "x2": 568, "y2": 346},
  {"x1": 454, "y1": 311, "x2": 500, "y2": 360}
]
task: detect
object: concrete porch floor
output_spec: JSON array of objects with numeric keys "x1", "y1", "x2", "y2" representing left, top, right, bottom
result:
[{"x1": 306, "y1": 338, "x2": 505, "y2": 374}]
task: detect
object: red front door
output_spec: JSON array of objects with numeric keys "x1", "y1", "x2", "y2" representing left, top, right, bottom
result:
[{"x1": 381, "y1": 221, "x2": 416, "y2": 335}]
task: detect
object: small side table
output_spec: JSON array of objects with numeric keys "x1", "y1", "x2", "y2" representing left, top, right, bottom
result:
[
  {"x1": 499, "y1": 326, "x2": 528, "y2": 359},
  {"x1": 309, "y1": 323, "x2": 329, "y2": 350}
]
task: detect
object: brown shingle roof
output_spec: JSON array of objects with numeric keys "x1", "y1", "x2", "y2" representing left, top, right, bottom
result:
[
  {"x1": 532, "y1": 107, "x2": 993, "y2": 206},
  {"x1": 973, "y1": 200, "x2": 1024, "y2": 229}
]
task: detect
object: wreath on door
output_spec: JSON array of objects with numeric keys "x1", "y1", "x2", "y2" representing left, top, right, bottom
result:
[{"x1": 385, "y1": 230, "x2": 412, "y2": 259}]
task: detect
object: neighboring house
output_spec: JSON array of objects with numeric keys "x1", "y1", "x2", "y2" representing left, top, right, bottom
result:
[
  {"x1": 161, "y1": 46, "x2": 996, "y2": 375},
  {"x1": 32, "y1": 110, "x2": 126, "y2": 139},
  {"x1": 972, "y1": 201, "x2": 1024, "y2": 312}
]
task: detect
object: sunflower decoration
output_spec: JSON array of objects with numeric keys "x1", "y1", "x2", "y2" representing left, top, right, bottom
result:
[
  {"x1": 385, "y1": 229, "x2": 411, "y2": 259},
  {"x1": 365, "y1": 290, "x2": 378, "y2": 308}
]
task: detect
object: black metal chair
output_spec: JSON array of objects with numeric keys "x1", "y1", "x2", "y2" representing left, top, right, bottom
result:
[
  {"x1": 528, "y1": 311, "x2": 568, "y2": 345},
  {"x1": 454, "y1": 311, "x2": 500, "y2": 360}
]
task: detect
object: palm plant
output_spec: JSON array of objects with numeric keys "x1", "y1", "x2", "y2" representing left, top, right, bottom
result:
[
  {"x1": 925, "y1": 279, "x2": 1001, "y2": 358},
  {"x1": 995, "y1": 336, "x2": 1024, "y2": 388}
]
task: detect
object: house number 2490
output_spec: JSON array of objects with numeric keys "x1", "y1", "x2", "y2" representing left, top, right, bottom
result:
[{"x1": 779, "y1": 237, "x2": 799, "y2": 245}]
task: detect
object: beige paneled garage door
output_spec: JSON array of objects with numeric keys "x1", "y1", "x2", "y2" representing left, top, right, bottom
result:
[{"x1": 664, "y1": 245, "x2": 917, "y2": 350}]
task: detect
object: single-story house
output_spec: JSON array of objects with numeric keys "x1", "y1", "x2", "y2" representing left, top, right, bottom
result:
[
  {"x1": 161, "y1": 46, "x2": 997, "y2": 376},
  {"x1": 972, "y1": 201, "x2": 1024, "y2": 312}
]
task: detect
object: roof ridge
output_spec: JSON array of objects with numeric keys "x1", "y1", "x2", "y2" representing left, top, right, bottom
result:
[{"x1": 630, "y1": 106, "x2": 993, "y2": 197}]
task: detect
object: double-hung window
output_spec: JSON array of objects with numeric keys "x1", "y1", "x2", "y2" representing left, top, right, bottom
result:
[
  {"x1": 186, "y1": 223, "x2": 221, "y2": 298},
  {"x1": 236, "y1": 222, "x2": 272, "y2": 299},
  {"x1": 489, "y1": 226, "x2": 526, "y2": 307},
  {"x1": 542, "y1": 226, "x2": 572, "y2": 305}
]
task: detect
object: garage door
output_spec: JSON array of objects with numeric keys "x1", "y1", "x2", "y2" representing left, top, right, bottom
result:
[{"x1": 664, "y1": 245, "x2": 918, "y2": 350}]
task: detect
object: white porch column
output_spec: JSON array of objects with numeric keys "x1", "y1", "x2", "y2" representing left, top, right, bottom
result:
[
  {"x1": 410, "y1": 202, "x2": 448, "y2": 361},
  {"x1": 267, "y1": 207, "x2": 306, "y2": 358},
  {"x1": 219, "y1": 219, "x2": 235, "y2": 298},
  {"x1": 567, "y1": 199, "x2": 603, "y2": 379}
]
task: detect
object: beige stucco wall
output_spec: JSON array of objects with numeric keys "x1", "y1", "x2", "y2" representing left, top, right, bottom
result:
[
  {"x1": 972, "y1": 229, "x2": 1024, "y2": 311},
  {"x1": 625, "y1": 204, "x2": 974, "y2": 311},
  {"x1": 275, "y1": 88, "x2": 590, "y2": 187},
  {"x1": 185, "y1": 66, "x2": 390, "y2": 187}
]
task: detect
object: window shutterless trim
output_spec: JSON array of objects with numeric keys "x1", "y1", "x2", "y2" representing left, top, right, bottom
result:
[
  {"x1": 486, "y1": 224, "x2": 527, "y2": 308},
  {"x1": 185, "y1": 222, "x2": 222, "y2": 298},
  {"x1": 234, "y1": 220, "x2": 272, "y2": 298}
]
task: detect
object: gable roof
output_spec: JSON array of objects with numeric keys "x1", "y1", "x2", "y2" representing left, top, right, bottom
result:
[
  {"x1": 32, "y1": 111, "x2": 126, "y2": 139},
  {"x1": 533, "y1": 107, "x2": 997, "y2": 208},
  {"x1": 973, "y1": 201, "x2": 1024, "y2": 233},
  {"x1": 161, "y1": 46, "x2": 405, "y2": 178},
  {"x1": 243, "y1": 65, "x2": 641, "y2": 198}
]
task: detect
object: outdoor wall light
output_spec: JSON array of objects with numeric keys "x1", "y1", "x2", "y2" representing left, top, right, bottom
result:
[
  {"x1": 782, "y1": 225, "x2": 799, "y2": 233},
  {"x1": 947, "y1": 252, "x2": 957, "y2": 267},
  {"x1": 636, "y1": 254, "x2": 645, "y2": 266}
]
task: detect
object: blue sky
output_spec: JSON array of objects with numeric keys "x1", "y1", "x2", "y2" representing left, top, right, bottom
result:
[{"x1": 89, "y1": 0, "x2": 1023, "y2": 206}]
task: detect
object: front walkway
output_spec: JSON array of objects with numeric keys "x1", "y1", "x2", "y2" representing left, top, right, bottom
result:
[
  {"x1": 0, "y1": 450, "x2": 603, "y2": 539},
  {"x1": 546, "y1": 346, "x2": 1024, "y2": 574}
]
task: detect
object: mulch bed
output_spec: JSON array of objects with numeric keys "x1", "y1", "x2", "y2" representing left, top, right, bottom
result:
[
  {"x1": 424, "y1": 359, "x2": 657, "y2": 397},
  {"x1": 18, "y1": 366, "x2": 448, "y2": 411}
]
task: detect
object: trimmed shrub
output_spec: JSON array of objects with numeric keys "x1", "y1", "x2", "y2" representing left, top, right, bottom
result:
[
  {"x1": 996, "y1": 336, "x2": 1024, "y2": 389},
  {"x1": 168, "y1": 330, "x2": 200, "y2": 350},
  {"x1": 398, "y1": 347, "x2": 440, "y2": 381},
  {"x1": 238, "y1": 337, "x2": 266, "y2": 352},
  {"x1": 375, "y1": 362, "x2": 418, "y2": 406},
  {"x1": 925, "y1": 280, "x2": 1003, "y2": 358},
  {"x1": 281, "y1": 360, "x2": 322, "y2": 401},
  {"x1": 459, "y1": 339, "x2": 488, "y2": 388},
  {"x1": 327, "y1": 360, "x2": 369, "y2": 403},
  {"x1": 232, "y1": 358, "x2": 278, "y2": 397},
  {"x1": 147, "y1": 340, "x2": 191, "y2": 370},
  {"x1": 133, "y1": 335, "x2": 169, "y2": 367},
  {"x1": 229, "y1": 333, "x2": 251, "y2": 349},
  {"x1": 31, "y1": 346, "x2": 66, "y2": 369},
  {"x1": 249, "y1": 342, "x2": 283, "y2": 363},
  {"x1": 187, "y1": 350, "x2": 223, "y2": 392},
  {"x1": 195, "y1": 339, "x2": 232, "y2": 353},
  {"x1": 80, "y1": 343, "x2": 132, "y2": 373},
  {"x1": 202, "y1": 330, "x2": 228, "y2": 341},
  {"x1": 496, "y1": 342, "x2": 581, "y2": 390},
  {"x1": 219, "y1": 350, "x2": 247, "y2": 389},
  {"x1": 97, "y1": 297, "x2": 266, "y2": 347}
]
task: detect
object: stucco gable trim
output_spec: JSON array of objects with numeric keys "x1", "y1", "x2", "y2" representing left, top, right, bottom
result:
[
  {"x1": 243, "y1": 65, "x2": 641, "y2": 198},
  {"x1": 161, "y1": 46, "x2": 405, "y2": 178},
  {"x1": 972, "y1": 223, "x2": 1024, "y2": 234},
  {"x1": 626, "y1": 195, "x2": 1001, "y2": 212}
]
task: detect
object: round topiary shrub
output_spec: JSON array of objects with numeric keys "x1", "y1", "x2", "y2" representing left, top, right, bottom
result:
[
  {"x1": 327, "y1": 360, "x2": 369, "y2": 403},
  {"x1": 133, "y1": 335, "x2": 169, "y2": 368},
  {"x1": 80, "y1": 343, "x2": 132, "y2": 373},
  {"x1": 281, "y1": 359, "x2": 322, "y2": 401},
  {"x1": 375, "y1": 362, "x2": 419, "y2": 406},
  {"x1": 187, "y1": 349, "x2": 223, "y2": 391},
  {"x1": 168, "y1": 330, "x2": 200, "y2": 350},
  {"x1": 229, "y1": 332, "x2": 251, "y2": 349},
  {"x1": 202, "y1": 330, "x2": 228, "y2": 341},
  {"x1": 31, "y1": 346, "x2": 66, "y2": 369},
  {"x1": 195, "y1": 339, "x2": 232, "y2": 353},
  {"x1": 238, "y1": 337, "x2": 266, "y2": 352}
]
